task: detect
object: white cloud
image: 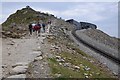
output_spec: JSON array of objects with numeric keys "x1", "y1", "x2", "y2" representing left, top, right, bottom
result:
[
  {"x1": 64, "y1": 3, "x2": 117, "y2": 21},
  {"x1": 35, "y1": 8, "x2": 59, "y2": 15},
  {"x1": 1, "y1": 2, "x2": 118, "y2": 23},
  {"x1": 32, "y1": 2, "x2": 117, "y2": 23}
]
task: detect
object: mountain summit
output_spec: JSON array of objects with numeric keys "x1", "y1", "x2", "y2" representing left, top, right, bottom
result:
[
  {"x1": 2, "y1": 6, "x2": 58, "y2": 38},
  {"x1": 2, "y1": 6, "x2": 55, "y2": 27}
]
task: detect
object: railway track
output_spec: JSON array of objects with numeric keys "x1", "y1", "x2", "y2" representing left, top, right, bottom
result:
[{"x1": 71, "y1": 29, "x2": 120, "y2": 65}]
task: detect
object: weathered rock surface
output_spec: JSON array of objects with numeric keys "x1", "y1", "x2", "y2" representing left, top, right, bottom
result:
[
  {"x1": 12, "y1": 62, "x2": 28, "y2": 68},
  {"x1": 7, "y1": 74, "x2": 26, "y2": 78},
  {"x1": 34, "y1": 56, "x2": 43, "y2": 61},
  {"x1": 11, "y1": 66, "x2": 28, "y2": 74}
]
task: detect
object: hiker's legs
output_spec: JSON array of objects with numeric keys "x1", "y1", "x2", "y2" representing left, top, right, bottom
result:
[
  {"x1": 47, "y1": 25, "x2": 50, "y2": 33},
  {"x1": 38, "y1": 28, "x2": 40, "y2": 33},
  {"x1": 38, "y1": 29, "x2": 41, "y2": 36},
  {"x1": 43, "y1": 27, "x2": 45, "y2": 33},
  {"x1": 36, "y1": 30, "x2": 38, "y2": 35},
  {"x1": 29, "y1": 29, "x2": 32, "y2": 35}
]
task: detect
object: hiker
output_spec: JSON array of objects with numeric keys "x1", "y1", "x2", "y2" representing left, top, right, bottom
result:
[
  {"x1": 47, "y1": 21, "x2": 52, "y2": 33},
  {"x1": 48, "y1": 21, "x2": 51, "y2": 24},
  {"x1": 28, "y1": 23, "x2": 32, "y2": 35},
  {"x1": 42, "y1": 23, "x2": 46, "y2": 33},
  {"x1": 37, "y1": 22, "x2": 41, "y2": 34},
  {"x1": 32, "y1": 22, "x2": 41, "y2": 36},
  {"x1": 32, "y1": 23, "x2": 36, "y2": 32}
]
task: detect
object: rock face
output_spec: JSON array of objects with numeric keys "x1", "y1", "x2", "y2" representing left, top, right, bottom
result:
[{"x1": 66, "y1": 19, "x2": 97, "y2": 30}]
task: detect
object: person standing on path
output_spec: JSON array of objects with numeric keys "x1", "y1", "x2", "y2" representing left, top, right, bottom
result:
[
  {"x1": 28, "y1": 23, "x2": 33, "y2": 35},
  {"x1": 37, "y1": 22, "x2": 41, "y2": 34},
  {"x1": 32, "y1": 23, "x2": 36, "y2": 32},
  {"x1": 42, "y1": 23, "x2": 46, "y2": 33},
  {"x1": 47, "y1": 21, "x2": 51, "y2": 33}
]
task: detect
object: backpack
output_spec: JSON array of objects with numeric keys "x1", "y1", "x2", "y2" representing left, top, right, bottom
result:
[
  {"x1": 34, "y1": 25, "x2": 40, "y2": 31},
  {"x1": 42, "y1": 23, "x2": 45, "y2": 27}
]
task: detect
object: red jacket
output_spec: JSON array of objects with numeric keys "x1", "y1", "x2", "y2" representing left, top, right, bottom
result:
[{"x1": 33, "y1": 25, "x2": 41, "y2": 31}]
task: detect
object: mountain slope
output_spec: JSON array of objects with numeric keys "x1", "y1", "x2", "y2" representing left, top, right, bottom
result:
[
  {"x1": 81, "y1": 29, "x2": 119, "y2": 50},
  {"x1": 2, "y1": 6, "x2": 74, "y2": 38}
]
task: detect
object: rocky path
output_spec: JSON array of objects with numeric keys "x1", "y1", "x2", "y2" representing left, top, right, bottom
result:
[
  {"x1": 2, "y1": 32, "x2": 51, "y2": 79},
  {"x1": 26, "y1": 33, "x2": 53, "y2": 78}
]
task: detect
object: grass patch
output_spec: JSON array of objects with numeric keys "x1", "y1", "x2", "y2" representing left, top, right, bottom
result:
[
  {"x1": 48, "y1": 51, "x2": 114, "y2": 78},
  {"x1": 48, "y1": 58, "x2": 84, "y2": 78},
  {"x1": 73, "y1": 47, "x2": 89, "y2": 57},
  {"x1": 66, "y1": 44, "x2": 90, "y2": 58},
  {"x1": 59, "y1": 52, "x2": 112, "y2": 78}
]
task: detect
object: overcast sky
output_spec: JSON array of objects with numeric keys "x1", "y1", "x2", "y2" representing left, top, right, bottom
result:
[{"x1": 0, "y1": 1, "x2": 119, "y2": 38}]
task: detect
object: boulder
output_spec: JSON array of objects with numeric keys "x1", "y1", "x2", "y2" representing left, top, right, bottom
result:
[
  {"x1": 34, "y1": 56, "x2": 43, "y2": 61},
  {"x1": 55, "y1": 73, "x2": 61, "y2": 77},
  {"x1": 7, "y1": 74, "x2": 26, "y2": 78},
  {"x1": 85, "y1": 75, "x2": 89, "y2": 78},
  {"x1": 73, "y1": 65, "x2": 80, "y2": 70},
  {"x1": 59, "y1": 63, "x2": 62, "y2": 66},
  {"x1": 84, "y1": 67, "x2": 90, "y2": 71},
  {"x1": 12, "y1": 62, "x2": 28, "y2": 68},
  {"x1": 2, "y1": 65, "x2": 7, "y2": 68},
  {"x1": 31, "y1": 51, "x2": 42, "y2": 57},
  {"x1": 84, "y1": 66, "x2": 91, "y2": 71},
  {"x1": 56, "y1": 58, "x2": 65, "y2": 62},
  {"x1": 63, "y1": 63, "x2": 71, "y2": 67},
  {"x1": 6, "y1": 31, "x2": 11, "y2": 35},
  {"x1": 84, "y1": 73, "x2": 88, "y2": 76},
  {"x1": 55, "y1": 56, "x2": 61, "y2": 59},
  {"x1": 7, "y1": 40, "x2": 15, "y2": 45},
  {"x1": 11, "y1": 66, "x2": 28, "y2": 74}
]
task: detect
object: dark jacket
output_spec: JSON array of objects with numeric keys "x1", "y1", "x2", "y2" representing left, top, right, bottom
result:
[{"x1": 29, "y1": 24, "x2": 32, "y2": 29}]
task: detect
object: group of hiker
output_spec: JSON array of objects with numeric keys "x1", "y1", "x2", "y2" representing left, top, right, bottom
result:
[{"x1": 28, "y1": 21, "x2": 51, "y2": 36}]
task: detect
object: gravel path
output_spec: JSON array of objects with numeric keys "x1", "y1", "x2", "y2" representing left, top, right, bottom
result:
[
  {"x1": 26, "y1": 34, "x2": 53, "y2": 78},
  {"x1": 2, "y1": 32, "x2": 50, "y2": 78}
]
